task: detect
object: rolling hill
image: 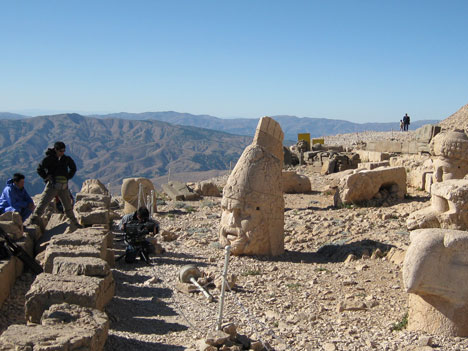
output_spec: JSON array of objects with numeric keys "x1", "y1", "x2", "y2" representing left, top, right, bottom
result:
[
  {"x1": 90, "y1": 111, "x2": 439, "y2": 140},
  {"x1": 0, "y1": 114, "x2": 251, "y2": 195}
]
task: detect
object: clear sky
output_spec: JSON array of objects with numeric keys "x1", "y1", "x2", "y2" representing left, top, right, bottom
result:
[{"x1": 1, "y1": 1, "x2": 467, "y2": 122}]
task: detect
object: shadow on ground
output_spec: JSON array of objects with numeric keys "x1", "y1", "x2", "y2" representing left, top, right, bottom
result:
[
  {"x1": 258, "y1": 239, "x2": 395, "y2": 264},
  {"x1": 105, "y1": 334, "x2": 185, "y2": 351}
]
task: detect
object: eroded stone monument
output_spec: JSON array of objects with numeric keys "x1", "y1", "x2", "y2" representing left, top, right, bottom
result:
[
  {"x1": 431, "y1": 130, "x2": 468, "y2": 183},
  {"x1": 407, "y1": 178, "x2": 468, "y2": 230},
  {"x1": 403, "y1": 228, "x2": 468, "y2": 336},
  {"x1": 121, "y1": 177, "x2": 157, "y2": 214},
  {"x1": 219, "y1": 117, "x2": 284, "y2": 256}
]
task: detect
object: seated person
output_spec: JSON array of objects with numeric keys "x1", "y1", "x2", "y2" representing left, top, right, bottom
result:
[
  {"x1": 0, "y1": 173, "x2": 35, "y2": 222},
  {"x1": 119, "y1": 207, "x2": 159, "y2": 235}
]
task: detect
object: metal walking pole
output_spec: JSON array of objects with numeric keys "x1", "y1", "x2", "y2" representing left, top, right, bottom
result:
[
  {"x1": 216, "y1": 245, "x2": 231, "y2": 330},
  {"x1": 137, "y1": 183, "x2": 143, "y2": 209},
  {"x1": 150, "y1": 190, "x2": 155, "y2": 216}
]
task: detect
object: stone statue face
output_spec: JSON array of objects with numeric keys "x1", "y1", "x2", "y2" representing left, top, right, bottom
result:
[
  {"x1": 218, "y1": 117, "x2": 285, "y2": 256},
  {"x1": 219, "y1": 196, "x2": 268, "y2": 255}
]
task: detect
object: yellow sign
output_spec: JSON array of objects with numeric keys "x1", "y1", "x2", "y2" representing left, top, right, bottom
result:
[
  {"x1": 312, "y1": 138, "x2": 324, "y2": 145},
  {"x1": 297, "y1": 133, "x2": 311, "y2": 145}
]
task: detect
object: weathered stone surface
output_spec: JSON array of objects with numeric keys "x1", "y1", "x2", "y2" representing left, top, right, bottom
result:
[
  {"x1": 358, "y1": 161, "x2": 390, "y2": 170},
  {"x1": 220, "y1": 117, "x2": 284, "y2": 256},
  {"x1": 403, "y1": 228, "x2": 468, "y2": 336},
  {"x1": 0, "y1": 259, "x2": 15, "y2": 309},
  {"x1": 25, "y1": 273, "x2": 114, "y2": 323},
  {"x1": 282, "y1": 171, "x2": 311, "y2": 194},
  {"x1": 407, "y1": 179, "x2": 468, "y2": 230},
  {"x1": 162, "y1": 181, "x2": 200, "y2": 201},
  {"x1": 77, "y1": 209, "x2": 110, "y2": 226},
  {"x1": 52, "y1": 257, "x2": 110, "y2": 277},
  {"x1": 431, "y1": 130, "x2": 468, "y2": 183},
  {"x1": 356, "y1": 150, "x2": 390, "y2": 162},
  {"x1": 194, "y1": 181, "x2": 221, "y2": 197},
  {"x1": 75, "y1": 193, "x2": 111, "y2": 208},
  {"x1": 0, "y1": 303, "x2": 109, "y2": 351},
  {"x1": 334, "y1": 167, "x2": 407, "y2": 206},
  {"x1": 43, "y1": 229, "x2": 109, "y2": 272},
  {"x1": 80, "y1": 178, "x2": 109, "y2": 195},
  {"x1": 121, "y1": 177, "x2": 157, "y2": 214},
  {"x1": 0, "y1": 211, "x2": 23, "y2": 240},
  {"x1": 390, "y1": 155, "x2": 434, "y2": 190}
]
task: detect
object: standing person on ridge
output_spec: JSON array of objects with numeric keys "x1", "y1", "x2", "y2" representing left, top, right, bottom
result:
[
  {"x1": 30, "y1": 141, "x2": 82, "y2": 232},
  {"x1": 403, "y1": 113, "x2": 411, "y2": 131}
]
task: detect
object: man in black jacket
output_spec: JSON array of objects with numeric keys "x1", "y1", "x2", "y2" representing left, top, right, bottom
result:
[{"x1": 31, "y1": 141, "x2": 81, "y2": 232}]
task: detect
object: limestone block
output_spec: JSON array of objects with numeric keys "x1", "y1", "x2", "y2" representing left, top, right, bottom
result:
[
  {"x1": 121, "y1": 177, "x2": 157, "y2": 214},
  {"x1": 358, "y1": 161, "x2": 390, "y2": 170},
  {"x1": 356, "y1": 150, "x2": 390, "y2": 163},
  {"x1": 0, "y1": 259, "x2": 15, "y2": 309},
  {"x1": 44, "y1": 245, "x2": 104, "y2": 273},
  {"x1": 403, "y1": 228, "x2": 468, "y2": 336},
  {"x1": 80, "y1": 178, "x2": 109, "y2": 195},
  {"x1": 194, "y1": 181, "x2": 221, "y2": 197},
  {"x1": 0, "y1": 211, "x2": 23, "y2": 240},
  {"x1": 407, "y1": 179, "x2": 468, "y2": 230},
  {"x1": 25, "y1": 273, "x2": 115, "y2": 323},
  {"x1": 0, "y1": 303, "x2": 109, "y2": 351},
  {"x1": 77, "y1": 209, "x2": 110, "y2": 226},
  {"x1": 52, "y1": 257, "x2": 110, "y2": 277},
  {"x1": 334, "y1": 166, "x2": 407, "y2": 206},
  {"x1": 220, "y1": 117, "x2": 284, "y2": 256},
  {"x1": 282, "y1": 171, "x2": 311, "y2": 193},
  {"x1": 75, "y1": 193, "x2": 111, "y2": 209},
  {"x1": 162, "y1": 181, "x2": 200, "y2": 201},
  {"x1": 389, "y1": 154, "x2": 434, "y2": 189}
]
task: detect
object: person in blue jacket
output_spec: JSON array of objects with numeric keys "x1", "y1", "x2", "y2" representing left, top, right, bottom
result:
[{"x1": 0, "y1": 173, "x2": 35, "y2": 222}]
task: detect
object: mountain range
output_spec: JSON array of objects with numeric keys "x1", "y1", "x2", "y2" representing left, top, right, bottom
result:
[
  {"x1": 2, "y1": 111, "x2": 439, "y2": 141},
  {"x1": 0, "y1": 114, "x2": 250, "y2": 195}
]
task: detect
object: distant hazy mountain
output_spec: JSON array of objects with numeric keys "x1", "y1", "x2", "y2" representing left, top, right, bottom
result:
[
  {"x1": 0, "y1": 114, "x2": 251, "y2": 195},
  {"x1": 91, "y1": 111, "x2": 439, "y2": 140},
  {"x1": 0, "y1": 112, "x2": 28, "y2": 120}
]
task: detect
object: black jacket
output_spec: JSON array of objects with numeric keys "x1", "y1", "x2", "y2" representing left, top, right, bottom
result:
[{"x1": 37, "y1": 148, "x2": 77, "y2": 181}]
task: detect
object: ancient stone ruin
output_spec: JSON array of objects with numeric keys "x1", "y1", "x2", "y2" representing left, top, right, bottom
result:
[
  {"x1": 403, "y1": 228, "x2": 468, "y2": 336},
  {"x1": 407, "y1": 178, "x2": 468, "y2": 230},
  {"x1": 219, "y1": 116, "x2": 285, "y2": 256},
  {"x1": 121, "y1": 177, "x2": 157, "y2": 214},
  {"x1": 334, "y1": 166, "x2": 407, "y2": 206},
  {"x1": 430, "y1": 130, "x2": 468, "y2": 183}
]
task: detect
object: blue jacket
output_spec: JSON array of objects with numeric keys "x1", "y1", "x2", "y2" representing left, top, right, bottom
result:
[{"x1": 0, "y1": 179, "x2": 33, "y2": 213}]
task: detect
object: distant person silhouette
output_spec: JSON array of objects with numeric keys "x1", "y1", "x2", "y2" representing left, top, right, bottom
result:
[
  {"x1": 403, "y1": 113, "x2": 410, "y2": 131},
  {"x1": 400, "y1": 120, "x2": 404, "y2": 132}
]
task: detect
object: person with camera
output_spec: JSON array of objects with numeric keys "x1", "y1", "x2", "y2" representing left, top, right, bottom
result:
[
  {"x1": 118, "y1": 207, "x2": 160, "y2": 263},
  {"x1": 30, "y1": 141, "x2": 82, "y2": 232}
]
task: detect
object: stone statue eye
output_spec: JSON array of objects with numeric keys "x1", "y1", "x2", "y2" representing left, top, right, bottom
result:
[{"x1": 256, "y1": 207, "x2": 260, "y2": 210}]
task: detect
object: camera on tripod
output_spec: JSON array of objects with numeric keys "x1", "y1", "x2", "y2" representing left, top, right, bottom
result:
[{"x1": 120, "y1": 221, "x2": 156, "y2": 264}]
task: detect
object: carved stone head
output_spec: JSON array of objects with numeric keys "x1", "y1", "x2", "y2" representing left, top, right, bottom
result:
[
  {"x1": 219, "y1": 117, "x2": 284, "y2": 256},
  {"x1": 431, "y1": 130, "x2": 468, "y2": 182}
]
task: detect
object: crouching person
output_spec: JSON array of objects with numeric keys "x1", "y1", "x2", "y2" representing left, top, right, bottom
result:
[
  {"x1": 0, "y1": 173, "x2": 35, "y2": 222},
  {"x1": 119, "y1": 207, "x2": 161, "y2": 263},
  {"x1": 30, "y1": 141, "x2": 82, "y2": 232}
]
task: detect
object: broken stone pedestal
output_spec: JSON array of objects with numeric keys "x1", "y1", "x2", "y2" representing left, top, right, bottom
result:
[
  {"x1": 162, "y1": 181, "x2": 200, "y2": 201},
  {"x1": 25, "y1": 273, "x2": 114, "y2": 323},
  {"x1": 403, "y1": 228, "x2": 468, "y2": 336}
]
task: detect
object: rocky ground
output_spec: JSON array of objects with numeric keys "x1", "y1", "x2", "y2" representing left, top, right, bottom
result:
[{"x1": 3, "y1": 134, "x2": 468, "y2": 350}]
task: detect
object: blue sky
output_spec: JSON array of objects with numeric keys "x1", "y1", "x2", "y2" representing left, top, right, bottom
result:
[{"x1": 1, "y1": 1, "x2": 467, "y2": 122}]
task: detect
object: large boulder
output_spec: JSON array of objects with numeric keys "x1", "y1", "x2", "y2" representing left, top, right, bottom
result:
[
  {"x1": 282, "y1": 171, "x2": 311, "y2": 193},
  {"x1": 334, "y1": 167, "x2": 407, "y2": 206},
  {"x1": 193, "y1": 181, "x2": 221, "y2": 197},
  {"x1": 403, "y1": 228, "x2": 468, "y2": 336}
]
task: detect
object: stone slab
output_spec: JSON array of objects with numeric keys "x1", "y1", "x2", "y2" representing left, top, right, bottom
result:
[
  {"x1": 52, "y1": 257, "x2": 110, "y2": 277},
  {"x1": 25, "y1": 273, "x2": 115, "y2": 323}
]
